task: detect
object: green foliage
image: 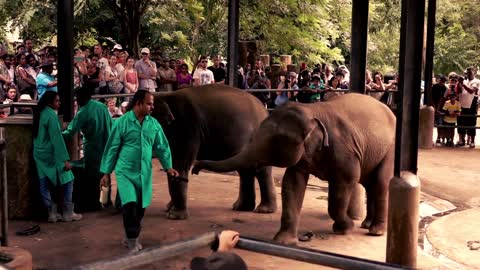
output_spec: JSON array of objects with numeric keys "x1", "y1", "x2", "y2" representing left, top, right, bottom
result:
[{"x1": 0, "y1": 0, "x2": 478, "y2": 77}]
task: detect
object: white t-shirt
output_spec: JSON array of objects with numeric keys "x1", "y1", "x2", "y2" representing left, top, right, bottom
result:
[
  {"x1": 459, "y1": 78, "x2": 480, "y2": 108},
  {"x1": 193, "y1": 68, "x2": 214, "y2": 86}
]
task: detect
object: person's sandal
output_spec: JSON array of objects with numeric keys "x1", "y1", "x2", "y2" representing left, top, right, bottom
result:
[{"x1": 299, "y1": 231, "x2": 315, "y2": 242}]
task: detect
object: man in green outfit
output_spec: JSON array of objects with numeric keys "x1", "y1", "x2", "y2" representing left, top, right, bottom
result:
[
  {"x1": 100, "y1": 90, "x2": 179, "y2": 253},
  {"x1": 63, "y1": 87, "x2": 112, "y2": 211}
]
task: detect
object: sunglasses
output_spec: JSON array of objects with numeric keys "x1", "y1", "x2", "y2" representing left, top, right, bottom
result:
[
  {"x1": 201, "y1": 60, "x2": 207, "y2": 63},
  {"x1": 142, "y1": 53, "x2": 148, "y2": 56}
]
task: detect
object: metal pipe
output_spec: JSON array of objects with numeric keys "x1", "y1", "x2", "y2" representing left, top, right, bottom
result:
[
  {"x1": 73, "y1": 232, "x2": 217, "y2": 270},
  {"x1": 0, "y1": 128, "x2": 7, "y2": 246},
  {"x1": 236, "y1": 237, "x2": 409, "y2": 270},
  {"x1": 423, "y1": 0, "x2": 437, "y2": 106},
  {"x1": 349, "y1": 0, "x2": 370, "y2": 94},
  {"x1": 227, "y1": 0, "x2": 239, "y2": 87},
  {"x1": 57, "y1": 0, "x2": 75, "y2": 121}
]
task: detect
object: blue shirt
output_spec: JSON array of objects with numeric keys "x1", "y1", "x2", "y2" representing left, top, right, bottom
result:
[{"x1": 36, "y1": 72, "x2": 57, "y2": 99}]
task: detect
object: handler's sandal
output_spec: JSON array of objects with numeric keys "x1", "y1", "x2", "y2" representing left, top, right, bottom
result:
[{"x1": 127, "y1": 238, "x2": 143, "y2": 253}]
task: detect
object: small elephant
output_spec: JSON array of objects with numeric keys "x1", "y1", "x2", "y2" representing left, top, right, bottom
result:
[
  {"x1": 193, "y1": 93, "x2": 396, "y2": 245},
  {"x1": 152, "y1": 84, "x2": 277, "y2": 220}
]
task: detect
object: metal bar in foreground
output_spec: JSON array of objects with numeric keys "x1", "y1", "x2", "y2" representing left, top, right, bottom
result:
[
  {"x1": 0, "y1": 128, "x2": 7, "y2": 246},
  {"x1": 236, "y1": 237, "x2": 410, "y2": 270},
  {"x1": 72, "y1": 232, "x2": 216, "y2": 270}
]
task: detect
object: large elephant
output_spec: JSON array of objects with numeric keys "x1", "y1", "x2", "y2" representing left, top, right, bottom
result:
[
  {"x1": 152, "y1": 84, "x2": 277, "y2": 220},
  {"x1": 192, "y1": 93, "x2": 396, "y2": 245}
]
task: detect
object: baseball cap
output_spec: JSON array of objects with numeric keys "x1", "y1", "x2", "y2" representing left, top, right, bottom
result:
[
  {"x1": 288, "y1": 71, "x2": 297, "y2": 77},
  {"x1": 141, "y1": 48, "x2": 150, "y2": 54},
  {"x1": 311, "y1": 74, "x2": 321, "y2": 81},
  {"x1": 190, "y1": 252, "x2": 247, "y2": 270},
  {"x1": 111, "y1": 44, "x2": 123, "y2": 51}
]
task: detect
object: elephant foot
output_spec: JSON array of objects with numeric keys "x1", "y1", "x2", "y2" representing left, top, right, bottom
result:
[
  {"x1": 273, "y1": 231, "x2": 298, "y2": 246},
  {"x1": 166, "y1": 207, "x2": 189, "y2": 220},
  {"x1": 368, "y1": 222, "x2": 386, "y2": 236},
  {"x1": 254, "y1": 202, "x2": 277, "y2": 213},
  {"x1": 332, "y1": 219, "x2": 354, "y2": 235},
  {"x1": 165, "y1": 201, "x2": 173, "y2": 212},
  {"x1": 232, "y1": 199, "x2": 256, "y2": 212},
  {"x1": 360, "y1": 218, "x2": 372, "y2": 229}
]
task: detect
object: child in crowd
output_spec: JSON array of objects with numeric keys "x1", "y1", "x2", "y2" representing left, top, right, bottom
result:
[
  {"x1": 106, "y1": 97, "x2": 122, "y2": 118},
  {"x1": 441, "y1": 92, "x2": 461, "y2": 147}
]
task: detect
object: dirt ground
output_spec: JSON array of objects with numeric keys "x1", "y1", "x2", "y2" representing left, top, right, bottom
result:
[{"x1": 6, "y1": 145, "x2": 480, "y2": 270}]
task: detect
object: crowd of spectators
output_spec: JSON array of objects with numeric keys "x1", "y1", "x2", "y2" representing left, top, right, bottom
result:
[{"x1": 0, "y1": 40, "x2": 477, "y2": 148}]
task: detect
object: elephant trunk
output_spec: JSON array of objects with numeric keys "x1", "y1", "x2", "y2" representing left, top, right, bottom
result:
[{"x1": 194, "y1": 147, "x2": 256, "y2": 173}]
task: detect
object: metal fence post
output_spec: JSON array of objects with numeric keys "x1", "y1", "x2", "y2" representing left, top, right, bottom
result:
[{"x1": 0, "y1": 127, "x2": 8, "y2": 247}]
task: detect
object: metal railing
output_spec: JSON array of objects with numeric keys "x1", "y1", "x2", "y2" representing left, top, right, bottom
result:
[
  {"x1": 73, "y1": 232, "x2": 409, "y2": 270},
  {"x1": 0, "y1": 128, "x2": 8, "y2": 247}
]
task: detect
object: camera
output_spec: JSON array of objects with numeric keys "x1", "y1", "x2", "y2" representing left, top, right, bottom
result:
[{"x1": 285, "y1": 79, "x2": 290, "y2": 84}]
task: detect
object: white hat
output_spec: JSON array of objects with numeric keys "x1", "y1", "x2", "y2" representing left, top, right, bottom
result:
[
  {"x1": 111, "y1": 44, "x2": 123, "y2": 51},
  {"x1": 121, "y1": 101, "x2": 129, "y2": 108},
  {"x1": 19, "y1": 94, "x2": 32, "y2": 101},
  {"x1": 140, "y1": 47, "x2": 150, "y2": 54}
]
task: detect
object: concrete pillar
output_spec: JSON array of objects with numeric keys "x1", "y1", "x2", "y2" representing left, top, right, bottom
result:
[
  {"x1": 386, "y1": 172, "x2": 420, "y2": 268},
  {"x1": 418, "y1": 105, "x2": 434, "y2": 149},
  {"x1": 347, "y1": 184, "x2": 366, "y2": 220}
]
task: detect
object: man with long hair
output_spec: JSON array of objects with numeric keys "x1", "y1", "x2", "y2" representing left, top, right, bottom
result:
[
  {"x1": 99, "y1": 90, "x2": 179, "y2": 253},
  {"x1": 33, "y1": 91, "x2": 82, "y2": 222}
]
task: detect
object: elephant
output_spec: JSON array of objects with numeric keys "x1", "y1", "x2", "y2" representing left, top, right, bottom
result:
[
  {"x1": 151, "y1": 84, "x2": 277, "y2": 220},
  {"x1": 192, "y1": 93, "x2": 396, "y2": 245}
]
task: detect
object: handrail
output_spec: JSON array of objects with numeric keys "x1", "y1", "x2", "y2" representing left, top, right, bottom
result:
[{"x1": 73, "y1": 233, "x2": 408, "y2": 270}]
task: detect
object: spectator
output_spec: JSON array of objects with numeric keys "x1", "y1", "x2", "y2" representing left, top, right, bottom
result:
[
  {"x1": 135, "y1": 48, "x2": 157, "y2": 92},
  {"x1": 177, "y1": 63, "x2": 193, "y2": 89},
  {"x1": 441, "y1": 92, "x2": 461, "y2": 147},
  {"x1": 433, "y1": 75, "x2": 448, "y2": 145},
  {"x1": 106, "y1": 98, "x2": 122, "y2": 118},
  {"x1": 122, "y1": 57, "x2": 139, "y2": 95},
  {"x1": 298, "y1": 74, "x2": 324, "y2": 103},
  {"x1": 457, "y1": 67, "x2": 480, "y2": 148},
  {"x1": 369, "y1": 71, "x2": 386, "y2": 100},
  {"x1": 33, "y1": 91, "x2": 82, "y2": 222},
  {"x1": 190, "y1": 230, "x2": 247, "y2": 270},
  {"x1": 208, "y1": 56, "x2": 226, "y2": 84},
  {"x1": 36, "y1": 62, "x2": 57, "y2": 99},
  {"x1": 16, "y1": 54, "x2": 36, "y2": 98},
  {"x1": 324, "y1": 71, "x2": 348, "y2": 101},
  {"x1": 275, "y1": 72, "x2": 298, "y2": 106},
  {"x1": 157, "y1": 58, "x2": 176, "y2": 92},
  {"x1": 105, "y1": 55, "x2": 123, "y2": 94},
  {"x1": 193, "y1": 56, "x2": 215, "y2": 86}
]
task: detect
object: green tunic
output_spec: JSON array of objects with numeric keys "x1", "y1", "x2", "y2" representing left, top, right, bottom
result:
[
  {"x1": 62, "y1": 100, "x2": 112, "y2": 171},
  {"x1": 33, "y1": 107, "x2": 74, "y2": 186},
  {"x1": 100, "y1": 110, "x2": 173, "y2": 208}
]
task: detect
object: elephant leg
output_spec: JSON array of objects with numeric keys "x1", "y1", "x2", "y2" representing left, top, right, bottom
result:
[
  {"x1": 254, "y1": 166, "x2": 277, "y2": 213},
  {"x1": 232, "y1": 169, "x2": 256, "y2": 211},
  {"x1": 166, "y1": 170, "x2": 189, "y2": 220},
  {"x1": 368, "y1": 147, "x2": 394, "y2": 236},
  {"x1": 328, "y1": 162, "x2": 360, "y2": 235},
  {"x1": 360, "y1": 181, "x2": 375, "y2": 229},
  {"x1": 273, "y1": 167, "x2": 309, "y2": 245}
]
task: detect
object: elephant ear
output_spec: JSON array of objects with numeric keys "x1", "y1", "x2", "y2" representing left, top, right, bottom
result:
[
  {"x1": 155, "y1": 100, "x2": 175, "y2": 124},
  {"x1": 305, "y1": 118, "x2": 329, "y2": 148}
]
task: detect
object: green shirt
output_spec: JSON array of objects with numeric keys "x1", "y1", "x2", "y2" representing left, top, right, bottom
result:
[
  {"x1": 100, "y1": 110, "x2": 173, "y2": 208},
  {"x1": 33, "y1": 106, "x2": 74, "y2": 186},
  {"x1": 62, "y1": 100, "x2": 112, "y2": 171}
]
